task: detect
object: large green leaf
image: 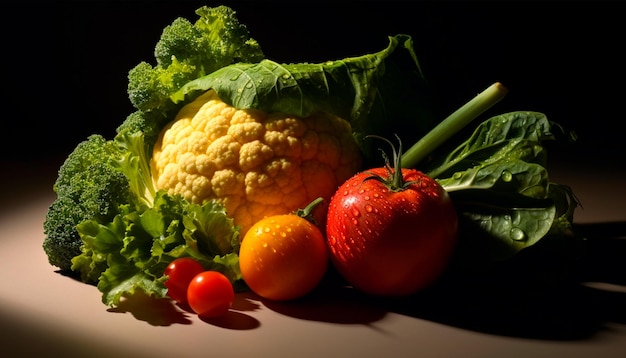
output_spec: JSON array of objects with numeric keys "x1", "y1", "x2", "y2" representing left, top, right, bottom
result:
[
  {"x1": 428, "y1": 111, "x2": 574, "y2": 260},
  {"x1": 172, "y1": 34, "x2": 437, "y2": 165}
]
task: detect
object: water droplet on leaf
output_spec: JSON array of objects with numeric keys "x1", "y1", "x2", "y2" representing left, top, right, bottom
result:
[
  {"x1": 510, "y1": 227, "x2": 526, "y2": 241},
  {"x1": 501, "y1": 170, "x2": 513, "y2": 182}
]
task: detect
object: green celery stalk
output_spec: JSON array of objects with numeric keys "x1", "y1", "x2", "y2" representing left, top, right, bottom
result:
[{"x1": 401, "y1": 82, "x2": 508, "y2": 168}]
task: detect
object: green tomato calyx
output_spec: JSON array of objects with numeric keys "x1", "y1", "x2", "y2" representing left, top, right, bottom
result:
[
  {"x1": 293, "y1": 197, "x2": 324, "y2": 225},
  {"x1": 363, "y1": 134, "x2": 418, "y2": 192}
]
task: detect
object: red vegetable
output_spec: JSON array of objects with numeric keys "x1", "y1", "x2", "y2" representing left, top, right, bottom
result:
[
  {"x1": 164, "y1": 257, "x2": 205, "y2": 305},
  {"x1": 187, "y1": 271, "x2": 234, "y2": 318},
  {"x1": 326, "y1": 136, "x2": 458, "y2": 296}
]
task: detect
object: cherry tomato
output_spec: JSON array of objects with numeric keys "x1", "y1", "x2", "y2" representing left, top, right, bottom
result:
[
  {"x1": 187, "y1": 271, "x2": 234, "y2": 318},
  {"x1": 326, "y1": 138, "x2": 458, "y2": 297},
  {"x1": 239, "y1": 203, "x2": 328, "y2": 301},
  {"x1": 164, "y1": 257, "x2": 205, "y2": 305}
]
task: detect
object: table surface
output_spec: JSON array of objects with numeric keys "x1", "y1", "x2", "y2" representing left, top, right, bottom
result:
[{"x1": 1, "y1": 157, "x2": 624, "y2": 358}]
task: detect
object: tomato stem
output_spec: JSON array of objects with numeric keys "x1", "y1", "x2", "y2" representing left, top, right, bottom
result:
[
  {"x1": 401, "y1": 82, "x2": 508, "y2": 168},
  {"x1": 363, "y1": 134, "x2": 415, "y2": 192},
  {"x1": 294, "y1": 197, "x2": 324, "y2": 224}
]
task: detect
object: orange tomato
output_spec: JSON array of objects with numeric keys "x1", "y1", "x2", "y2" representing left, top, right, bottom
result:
[{"x1": 239, "y1": 212, "x2": 328, "y2": 301}]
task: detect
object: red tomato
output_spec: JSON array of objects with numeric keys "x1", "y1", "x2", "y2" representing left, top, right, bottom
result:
[
  {"x1": 187, "y1": 271, "x2": 234, "y2": 318},
  {"x1": 164, "y1": 257, "x2": 205, "y2": 305},
  {"x1": 326, "y1": 166, "x2": 458, "y2": 297}
]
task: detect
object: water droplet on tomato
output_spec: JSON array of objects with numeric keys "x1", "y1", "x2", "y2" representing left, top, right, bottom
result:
[
  {"x1": 351, "y1": 218, "x2": 358, "y2": 225},
  {"x1": 365, "y1": 204, "x2": 373, "y2": 213},
  {"x1": 351, "y1": 208, "x2": 360, "y2": 217}
]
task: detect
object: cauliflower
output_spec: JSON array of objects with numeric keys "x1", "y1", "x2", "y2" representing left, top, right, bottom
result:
[{"x1": 151, "y1": 89, "x2": 363, "y2": 234}]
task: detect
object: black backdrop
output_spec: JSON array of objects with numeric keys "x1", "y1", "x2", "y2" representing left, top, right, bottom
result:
[{"x1": 5, "y1": 1, "x2": 625, "y2": 168}]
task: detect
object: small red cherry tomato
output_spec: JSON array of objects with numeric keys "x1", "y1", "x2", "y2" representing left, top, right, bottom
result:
[
  {"x1": 187, "y1": 271, "x2": 235, "y2": 318},
  {"x1": 164, "y1": 257, "x2": 205, "y2": 305}
]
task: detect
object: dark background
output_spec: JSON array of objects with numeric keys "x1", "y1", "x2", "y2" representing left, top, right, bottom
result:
[{"x1": 4, "y1": 1, "x2": 625, "y2": 171}]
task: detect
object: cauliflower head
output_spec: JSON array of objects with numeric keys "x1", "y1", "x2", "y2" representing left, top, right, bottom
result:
[{"x1": 151, "y1": 90, "x2": 363, "y2": 235}]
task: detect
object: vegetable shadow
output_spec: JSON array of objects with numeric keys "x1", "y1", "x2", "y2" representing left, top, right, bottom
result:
[
  {"x1": 265, "y1": 222, "x2": 625, "y2": 340},
  {"x1": 260, "y1": 272, "x2": 388, "y2": 325},
  {"x1": 197, "y1": 293, "x2": 261, "y2": 330},
  {"x1": 107, "y1": 290, "x2": 262, "y2": 330},
  {"x1": 373, "y1": 221, "x2": 626, "y2": 340},
  {"x1": 107, "y1": 290, "x2": 193, "y2": 326}
]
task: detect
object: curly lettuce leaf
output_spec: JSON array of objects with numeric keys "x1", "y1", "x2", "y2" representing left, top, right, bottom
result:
[{"x1": 72, "y1": 191, "x2": 240, "y2": 306}]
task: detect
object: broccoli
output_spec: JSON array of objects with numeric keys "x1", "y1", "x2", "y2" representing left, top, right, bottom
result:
[
  {"x1": 43, "y1": 135, "x2": 138, "y2": 271},
  {"x1": 115, "y1": 110, "x2": 163, "y2": 164},
  {"x1": 127, "y1": 5, "x2": 264, "y2": 121}
]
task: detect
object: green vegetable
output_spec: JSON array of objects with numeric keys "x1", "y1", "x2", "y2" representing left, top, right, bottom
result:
[
  {"x1": 433, "y1": 112, "x2": 579, "y2": 259},
  {"x1": 43, "y1": 135, "x2": 138, "y2": 271},
  {"x1": 73, "y1": 191, "x2": 240, "y2": 305},
  {"x1": 401, "y1": 82, "x2": 509, "y2": 168}
]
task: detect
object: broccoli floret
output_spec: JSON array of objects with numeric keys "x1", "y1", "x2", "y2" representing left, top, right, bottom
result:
[
  {"x1": 43, "y1": 135, "x2": 137, "y2": 271},
  {"x1": 127, "y1": 5, "x2": 264, "y2": 121},
  {"x1": 116, "y1": 110, "x2": 165, "y2": 151}
]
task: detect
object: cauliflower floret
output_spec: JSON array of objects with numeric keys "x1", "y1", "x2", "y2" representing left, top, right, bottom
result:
[{"x1": 151, "y1": 89, "x2": 363, "y2": 235}]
